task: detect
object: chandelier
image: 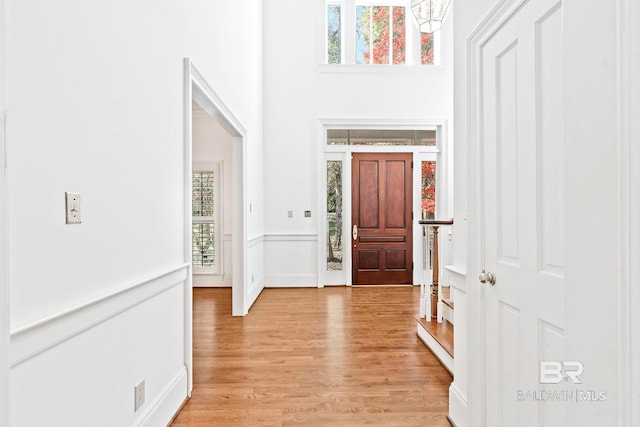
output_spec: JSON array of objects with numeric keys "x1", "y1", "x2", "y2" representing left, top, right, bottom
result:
[{"x1": 411, "y1": 0, "x2": 452, "y2": 34}]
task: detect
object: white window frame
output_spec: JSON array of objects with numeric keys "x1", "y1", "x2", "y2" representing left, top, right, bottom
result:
[
  {"x1": 322, "y1": 153, "x2": 349, "y2": 286},
  {"x1": 192, "y1": 161, "x2": 223, "y2": 275},
  {"x1": 321, "y1": 0, "x2": 440, "y2": 66}
]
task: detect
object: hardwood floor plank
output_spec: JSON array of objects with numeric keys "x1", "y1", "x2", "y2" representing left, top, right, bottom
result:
[{"x1": 171, "y1": 286, "x2": 452, "y2": 426}]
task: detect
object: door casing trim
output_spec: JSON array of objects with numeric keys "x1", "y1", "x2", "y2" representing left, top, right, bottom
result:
[
  {"x1": 316, "y1": 119, "x2": 450, "y2": 289},
  {"x1": 183, "y1": 58, "x2": 249, "y2": 395}
]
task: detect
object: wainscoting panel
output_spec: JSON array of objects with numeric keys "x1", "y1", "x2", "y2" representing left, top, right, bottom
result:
[
  {"x1": 10, "y1": 264, "x2": 189, "y2": 427},
  {"x1": 10, "y1": 264, "x2": 189, "y2": 367},
  {"x1": 264, "y1": 234, "x2": 318, "y2": 288},
  {"x1": 248, "y1": 235, "x2": 265, "y2": 307}
]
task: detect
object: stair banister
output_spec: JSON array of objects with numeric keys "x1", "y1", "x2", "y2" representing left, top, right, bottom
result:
[{"x1": 418, "y1": 219, "x2": 454, "y2": 322}]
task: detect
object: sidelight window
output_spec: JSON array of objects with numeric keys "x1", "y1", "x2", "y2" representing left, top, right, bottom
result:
[
  {"x1": 327, "y1": 160, "x2": 344, "y2": 271},
  {"x1": 421, "y1": 160, "x2": 436, "y2": 220}
]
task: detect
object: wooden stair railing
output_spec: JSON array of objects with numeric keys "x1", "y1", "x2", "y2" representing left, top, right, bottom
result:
[{"x1": 418, "y1": 219, "x2": 453, "y2": 321}]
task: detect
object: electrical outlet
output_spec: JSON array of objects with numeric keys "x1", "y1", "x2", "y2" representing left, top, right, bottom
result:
[
  {"x1": 134, "y1": 380, "x2": 145, "y2": 412},
  {"x1": 304, "y1": 210, "x2": 311, "y2": 218},
  {"x1": 65, "y1": 192, "x2": 81, "y2": 224}
]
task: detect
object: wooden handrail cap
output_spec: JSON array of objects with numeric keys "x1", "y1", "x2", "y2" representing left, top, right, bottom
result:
[{"x1": 418, "y1": 218, "x2": 454, "y2": 226}]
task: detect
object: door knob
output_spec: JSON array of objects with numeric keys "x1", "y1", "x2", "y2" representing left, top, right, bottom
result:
[{"x1": 479, "y1": 270, "x2": 496, "y2": 286}]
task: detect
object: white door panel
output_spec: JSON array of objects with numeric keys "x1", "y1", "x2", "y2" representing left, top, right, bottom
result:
[{"x1": 480, "y1": 1, "x2": 565, "y2": 426}]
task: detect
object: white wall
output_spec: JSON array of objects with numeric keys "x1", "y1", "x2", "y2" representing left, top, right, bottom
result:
[
  {"x1": 192, "y1": 111, "x2": 234, "y2": 287},
  {"x1": 182, "y1": 0, "x2": 266, "y2": 297},
  {"x1": 6, "y1": 0, "x2": 263, "y2": 425},
  {"x1": 263, "y1": 0, "x2": 454, "y2": 285},
  {"x1": 185, "y1": 1, "x2": 264, "y2": 243},
  {"x1": 1, "y1": 0, "x2": 10, "y2": 423}
]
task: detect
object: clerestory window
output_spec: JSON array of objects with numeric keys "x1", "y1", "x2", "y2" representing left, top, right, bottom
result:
[{"x1": 326, "y1": 0, "x2": 435, "y2": 65}]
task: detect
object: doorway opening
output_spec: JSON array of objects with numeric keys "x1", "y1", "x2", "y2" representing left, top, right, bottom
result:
[
  {"x1": 184, "y1": 59, "x2": 248, "y2": 395},
  {"x1": 191, "y1": 103, "x2": 231, "y2": 285}
]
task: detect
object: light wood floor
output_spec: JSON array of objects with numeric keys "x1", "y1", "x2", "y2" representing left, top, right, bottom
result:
[{"x1": 170, "y1": 286, "x2": 452, "y2": 426}]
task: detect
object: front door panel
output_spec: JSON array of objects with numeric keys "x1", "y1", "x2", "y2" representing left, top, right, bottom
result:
[{"x1": 352, "y1": 153, "x2": 412, "y2": 285}]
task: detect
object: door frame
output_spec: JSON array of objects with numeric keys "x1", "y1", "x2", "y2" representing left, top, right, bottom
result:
[
  {"x1": 1, "y1": 0, "x2": 9, "y2": 422},
  {"x1": 316, "y1": 119, "x2": 451, "y2": 288},
  {"x1": 183, "y1": 58, "x2": 248, "y2": 394},
  {"x1": 620, "y1": 0, "x2": 640, "y2": 423}
]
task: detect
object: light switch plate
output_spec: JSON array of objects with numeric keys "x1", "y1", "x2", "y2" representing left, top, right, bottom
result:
[{"x1": 65, "y1": 192, "x2": 81, "y2": 224}]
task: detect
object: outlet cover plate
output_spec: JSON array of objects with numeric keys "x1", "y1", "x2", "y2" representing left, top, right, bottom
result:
[{"x1": 134, "y1": 380, "x2": 145, "y2": 411}]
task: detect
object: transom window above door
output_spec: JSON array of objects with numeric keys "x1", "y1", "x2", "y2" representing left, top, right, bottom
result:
[
  {"x1": 327, "y1": 129, "x2": 436, "y2": 145},
  {"x1": 326, "y1": 0, "x2": 435, "y2": 65}
]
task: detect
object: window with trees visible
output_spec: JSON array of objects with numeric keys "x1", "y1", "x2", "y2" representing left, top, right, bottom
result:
[
  {"x1": 327, "y1": 129, "x2": 436, "y2": 145},
  {"x1": 192, "y1": 165, "x2": 221, "y2": 272},
  {"x1": 421, "y1": 160, "x2": 437, "y2": 270},
  {"x1": 327, "y1": 161, "x2": 343, "y2": 271},
  {"x1": 356, "y1": 5, "x2": 405, "y2": 64},
  {"x1": 421, "y1": 160, "x2": 436, "y2": 220},
  {"x1": 327, "y1": 4, "x2": 342, "y2": 64},
  {"x1": 326, "y1": 0, "x2": 434, "y2": 65}
]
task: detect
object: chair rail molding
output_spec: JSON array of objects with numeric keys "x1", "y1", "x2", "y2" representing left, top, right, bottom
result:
[{"x1": 10, "y1": 264, "x2": 189, "y2": 367}]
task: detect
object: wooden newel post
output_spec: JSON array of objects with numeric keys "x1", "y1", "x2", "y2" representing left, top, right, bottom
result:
[
  {"x1": 418, "y1": 219, "x2": 454, "y2": 322},
  {"x1": 431, "y1": 225, "x2": 440, "y2": 319}
]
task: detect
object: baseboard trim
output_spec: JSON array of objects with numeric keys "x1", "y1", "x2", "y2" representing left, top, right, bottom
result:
[
  {"x1": 135, "y1": 366, "x2": 188, "y2": 427},
  {"x1": 10, "y1": 264, "x2": 189, "y2": 367},
  {"x1": 248, "y1": 279, "x2": 264, "y2": 310},
  {"x1": 448, "y1": 382, "x2": 468, "y2": 427},
  {"x1": 264, "y1": 274, "x2": 317, "y2": 288},
  {"x1": 192, "y1": 274, "x2": 232, "y2": 287}
]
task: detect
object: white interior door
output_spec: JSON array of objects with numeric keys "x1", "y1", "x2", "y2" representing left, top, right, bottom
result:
[{"x1": 480, "y1": 0, "x2": 565, "y2": 425}]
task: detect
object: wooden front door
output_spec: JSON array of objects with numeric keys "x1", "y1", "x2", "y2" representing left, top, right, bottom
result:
[{"x1": 351, "y1": 153, "x2": 412, "y2": 285}]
